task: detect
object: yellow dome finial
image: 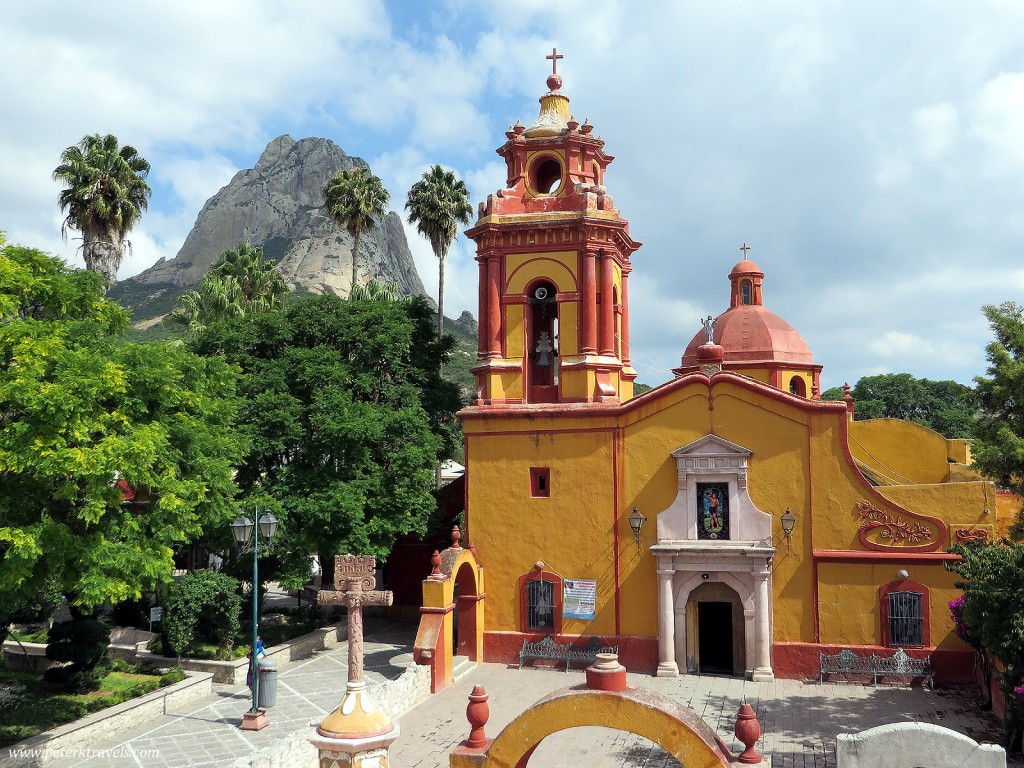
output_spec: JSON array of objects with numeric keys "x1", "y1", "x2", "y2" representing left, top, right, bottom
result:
[{"x1": 526, "y1": 47, "x2": 572, "y2": 137}]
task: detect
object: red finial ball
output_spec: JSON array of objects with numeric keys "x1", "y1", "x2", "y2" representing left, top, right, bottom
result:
[
  {"x1": 430, "y1": 550, "x2": 442, "y2": 577},
  {"x1": 547, "y1": 73, "x2": 563, "y2": 92},
  {"x1": 734, "y1": 702, "x2": 763, "y2": 764},
  {"x1": 465, "y1": 685, "x2": 490, "y2": 749},
  {"x1": 452, "y1": 525, "x2": 462, "y2": 549}
]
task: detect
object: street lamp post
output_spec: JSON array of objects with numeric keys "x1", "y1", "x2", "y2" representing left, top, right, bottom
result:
[{"x1": 231, "y1": 510, "x2": 278, "y2": 731}]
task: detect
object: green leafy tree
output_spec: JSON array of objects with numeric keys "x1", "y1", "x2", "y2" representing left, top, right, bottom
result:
[
  {"x1": 974, "y1": 302, "x2": 1024, "y2": 535},
  {"x1": 168, "y1": 242, "x2": 288, "y2": 338},
  {"x1": 162, "y1": 569, "x2": 242, "y2": 660},
  {"x1": 0, "y1": 236, "x2": 244, "y2": 616},
  {"x1": 405, "y1": 164, "x2": 473, "y2": 337},
  {"x1": 821, "y1": 373, "x2": 974, "y2": 437},
  {"x1": 322, "y1": 167, "x2": 390, "y2": 292},
  {"x1": 53, "y1": 134, "x2": 152, "y2": 286},
  {"x1": 946, "y1": 541, "x2": 1024, "y2": 748},
  {"x1": 190, "y1": 294, "x2": 461, "y2": 570}
]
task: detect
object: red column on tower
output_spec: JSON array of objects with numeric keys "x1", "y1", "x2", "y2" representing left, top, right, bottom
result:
[
  {"x1": 599, "y1": 251, "x2": 615, "y2": 356},
  {"x1": 581, "y1": 249, "x2": 598, "y2": 354},
  {"x1": 620, "y1": 264, "x2": 632, "y2": 366},
  {"x1": 486, "y1": 255, "x2": 503, "y2": 356}
]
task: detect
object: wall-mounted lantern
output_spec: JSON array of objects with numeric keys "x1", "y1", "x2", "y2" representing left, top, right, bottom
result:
[
  {"x1": 780, "y1": 507, "x2": 797, "y2": 555},
  {"x1": 628, "y1": 506, "x2": 646, "y2": 553}
]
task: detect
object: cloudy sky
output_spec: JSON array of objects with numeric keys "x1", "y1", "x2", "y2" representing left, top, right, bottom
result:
[{"x1": 2, "y1": 1, "x2": 1022, "y2": 389}]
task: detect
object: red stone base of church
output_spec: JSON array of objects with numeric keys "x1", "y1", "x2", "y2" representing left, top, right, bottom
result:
[
  {"x1": 773, "y1": 642, "x2": 976, "y2": 686},
  {"x1": 484, "y1": 631, "x2": 659, "y2": 673},
  {"x1": 484, "y1": 635, "x2": 975, "y2": 685}
]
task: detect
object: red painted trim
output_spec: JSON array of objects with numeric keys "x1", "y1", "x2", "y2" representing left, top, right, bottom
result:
[
  {"x1": 856, "y1": 501, "x2": 948, "y2": 553},
  {"x1": 613, "y1": 433, "x2": 621, "y2": 636},
  {"x1": 484, "y1": 631, "x2": 659, "y2": 673},
  {"x1": 771, "y1": 642, "x2": 974, "y2": 685},
  {"x1": 813, "y1": 550, "x2": 962, "y2": 564},
  {"x1": 505, "y1": 256, "x2": 579, "y2": 294},
  {"x1": 879, "y1": 578, "x2": 931, "y2": 647},
  {"x1": 420, "y1": 603, "x2": 456, "y2": 615},
  {"x1": 808, "y1": 425, "x2": 819, "y2": 643},
  {"x1": 461, "y1": 426, "x2": 618, "y2": 439},
  {"x1": 518, "y1": 568, "x2": 563, "y2": 634}
]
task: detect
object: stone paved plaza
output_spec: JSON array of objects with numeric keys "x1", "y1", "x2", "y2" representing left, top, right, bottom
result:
[{"x1": 24, "y1": 619, "x2": 1018, "y2": 768}]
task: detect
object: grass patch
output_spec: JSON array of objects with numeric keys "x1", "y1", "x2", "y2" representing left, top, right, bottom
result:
[
  {"x1": 8, "y1": 626, "x2": 49, "y2": 644},
  {"x1": 0, "y1": 665, "x2": 169, "y2": 748}
]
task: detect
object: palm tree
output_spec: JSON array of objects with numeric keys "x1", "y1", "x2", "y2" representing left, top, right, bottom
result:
[
  {"x1": 322, "y1": 167, "x2": 390, "y2": 294},
  {"x1": 349, "y1": 278, "x2": 401, "y2": 302},
  {"x1": 168, "y1": 243, "x2": 288, "y2": 339},
  {"x1": 405, "y1": 164, "x2": 473, "y2": 337},
  {"x1": 53, "y1": 133, "x2": 152, "y2": 286}
]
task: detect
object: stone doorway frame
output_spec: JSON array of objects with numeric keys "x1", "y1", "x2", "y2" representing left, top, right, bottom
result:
[{"x1": 651, "y1": 434, "x2": 776, "y2": 681}]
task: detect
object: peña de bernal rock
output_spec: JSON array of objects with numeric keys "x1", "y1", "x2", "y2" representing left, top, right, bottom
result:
[{"x1": 109, "y1": 135, "x2": 426, "y2": 320}]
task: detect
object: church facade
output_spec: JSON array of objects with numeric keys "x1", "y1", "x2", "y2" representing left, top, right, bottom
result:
[{"x1": 458, "y1": 60, "x2": 1002, "y2": 682}]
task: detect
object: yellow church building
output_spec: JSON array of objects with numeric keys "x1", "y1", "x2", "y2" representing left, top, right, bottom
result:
[{"x1": 456, "y1": 60, "x2": 1002, "y2": 684}]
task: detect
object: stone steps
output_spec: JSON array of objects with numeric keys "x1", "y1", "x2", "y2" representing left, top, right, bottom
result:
[{"x1": 452, "y1": 654, "x2": 476, "y2": 682}]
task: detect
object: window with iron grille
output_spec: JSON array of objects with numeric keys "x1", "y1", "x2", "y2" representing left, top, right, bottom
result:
[
  {"x1": 526, "y1": 579, "x2": 556, "y2": 631},
  {"x1": 888, "y1": 591, "x2": 923, "y2": 647}
]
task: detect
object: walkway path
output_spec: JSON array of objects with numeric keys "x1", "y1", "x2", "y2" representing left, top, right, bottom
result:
[{"x1": 29, "y1": 618, "x2": 1016, "y2": 768}]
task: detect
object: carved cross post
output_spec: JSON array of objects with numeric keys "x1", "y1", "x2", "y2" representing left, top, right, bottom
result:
[
  {"x1": 313, "y1": 555, "x2": 399, "y2": 767},
  {"x1": 317, "y1": 555, "x2": 394, "y2": 684}
]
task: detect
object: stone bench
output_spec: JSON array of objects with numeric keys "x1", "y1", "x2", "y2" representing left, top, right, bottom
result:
[
  {"x1": 519, "y1": 635, "x2": 619, "y2": 672},
  {"x1": 819, "y1": 647, "x2": 933, "y2": 689}
]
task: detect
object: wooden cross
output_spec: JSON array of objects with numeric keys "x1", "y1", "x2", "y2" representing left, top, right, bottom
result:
[
  {"x1": 318, "y1": 554, "x2": 393, "y2": 683},
  {"x1": 740, "y1": 243, "x2": 751, "y2": 256},
  {"x1": 547, "y1": 47, "x2": 563, "y2": 75}
]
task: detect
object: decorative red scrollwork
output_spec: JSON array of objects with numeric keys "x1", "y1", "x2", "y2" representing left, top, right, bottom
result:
[
  {"x1": 955, "y1": 528, "x2": 991, "y2": 545},
  {"x1": 856, "y1": 500, "x2": 946, "y2": 552}
]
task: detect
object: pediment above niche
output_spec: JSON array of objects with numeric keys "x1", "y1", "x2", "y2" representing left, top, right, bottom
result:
[{"x1": 672, "y1": 434, "x2": 753, "y2": 459}]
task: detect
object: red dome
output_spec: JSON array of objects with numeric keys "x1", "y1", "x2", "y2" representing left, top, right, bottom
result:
[
  {"x1": 678, "y1": 305, "x2": 813, "y2": 368},
  {"x1": 729, "y1": 259, "x2": 763, "y2": 278}
]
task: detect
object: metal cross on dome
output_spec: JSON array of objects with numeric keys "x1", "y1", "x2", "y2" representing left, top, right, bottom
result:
[
  {"x1": 740, "y1": 243, "x2": 751, "y2": 256},
  {"x1": 547, "y1": 47, "x2": 563, "y2": 75}
]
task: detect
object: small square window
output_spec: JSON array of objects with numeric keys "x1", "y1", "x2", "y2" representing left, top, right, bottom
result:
[{"x1": 530, "y1": 467, "x2": 550, "y2": 498}]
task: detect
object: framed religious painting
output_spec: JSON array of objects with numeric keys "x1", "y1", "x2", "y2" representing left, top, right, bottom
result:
[{"x1": 696, "y1": 482, "x2": 729, "y2": 540}]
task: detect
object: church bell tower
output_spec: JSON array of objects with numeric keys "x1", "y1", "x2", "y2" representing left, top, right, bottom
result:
[{"x1": 466, "y1": 51, "x2": 641, "y2": 406}]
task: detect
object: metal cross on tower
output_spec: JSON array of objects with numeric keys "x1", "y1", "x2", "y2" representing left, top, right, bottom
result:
[
  {"x1": 546, "y1": 47, "x2": 563, "y2": 75},
  {"x1": 740, "y1": 243, "x2": 751, "y2": 256}
]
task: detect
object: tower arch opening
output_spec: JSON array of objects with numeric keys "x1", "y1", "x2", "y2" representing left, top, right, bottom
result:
[
  {"x1": 531, "y1": 156, "x2": 563, "y2": 195},
  {"x1": 527, "y1": 279, "x2": 559, "y2": 403}
]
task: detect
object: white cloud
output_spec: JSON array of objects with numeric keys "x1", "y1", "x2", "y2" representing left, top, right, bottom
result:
[
  {"x1": 868, "y1": 331, "x2": 933, "y2": 358},
  {"x1": 970, "y1": 71, "x2": 1024, "y2": 169},
  {"x1": 914, "y1": 103, "x2": 960, "y2": 159}
]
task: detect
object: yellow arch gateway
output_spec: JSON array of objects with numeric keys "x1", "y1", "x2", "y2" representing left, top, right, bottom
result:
[
  {"x1": 414, "y1": 543, "x2": 485, "y2": 692},
  {"x1": 450, "y1": 686, "x2": 733, "y2": 768}
]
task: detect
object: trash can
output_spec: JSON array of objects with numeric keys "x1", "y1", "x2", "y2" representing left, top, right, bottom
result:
[{"x1": 257, "y1": 657, "x2": 278, "y2": 708}]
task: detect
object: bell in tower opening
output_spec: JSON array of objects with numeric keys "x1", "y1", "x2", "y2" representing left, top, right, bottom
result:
[{"x1": 528, "y1": 281, "x2": 559, "y2": 402}]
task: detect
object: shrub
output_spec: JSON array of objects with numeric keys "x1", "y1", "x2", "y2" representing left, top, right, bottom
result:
[
  {"x1": 43, "y1": 618, "x2": 110, "y2": 692},
  {"x1": 159, "y1": 667, "x2": 186, "y2": 686},
  {"x1": 163, "y1": 570, "x2": 241, "y2": 658}
]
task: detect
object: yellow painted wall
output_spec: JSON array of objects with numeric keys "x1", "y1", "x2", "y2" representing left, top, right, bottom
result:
[
  {"x1": 817, "y1": 562, "x2": 962, "y2": 648},
  {"x1": 848, "y1": 419, "x2": 951, "y2": 485},
  {"x1": 466, "y1": 418, "x2": 619, "y2": 636}
]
